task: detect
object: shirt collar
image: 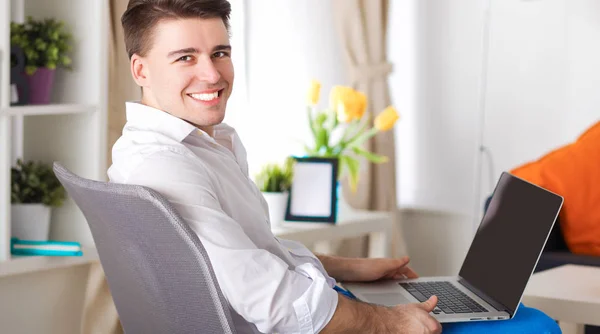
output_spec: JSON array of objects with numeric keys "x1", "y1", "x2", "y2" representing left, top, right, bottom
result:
[
  {"x1": 124, "y1": 102, "x2": 248, "y2": 175},
  {"x1": 125, "y1": 101, "x2": 197, "y2": 143}
]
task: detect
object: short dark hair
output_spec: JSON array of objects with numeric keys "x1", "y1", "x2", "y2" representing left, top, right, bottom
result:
[{"x1": 121, "y1": 0, "x2": 232, "y2": 59}]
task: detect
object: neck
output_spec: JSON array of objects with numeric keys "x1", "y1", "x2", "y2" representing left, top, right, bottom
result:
[
  {"x1": 140, "y1": 95, "x2": 215, "y2": 138},
  {"x1": 198, "y1": 125, "x2": 214, "y2": 137},
  {"x1": 140, "y1": 94, "x2": 160, "y2": 112}
]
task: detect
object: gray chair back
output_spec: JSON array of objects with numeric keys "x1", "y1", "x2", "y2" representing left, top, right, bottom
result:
[{"x1": 53, "y1": 162, "x2": 236, "y2": 334}]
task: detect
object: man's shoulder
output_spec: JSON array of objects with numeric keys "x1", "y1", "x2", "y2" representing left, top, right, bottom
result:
[
  {"x1": 108, "y1": 129, "x2": 206, "y2": 185},
  {"x1": 113, "y1": 122, "x2": 187, "y2": 150}
]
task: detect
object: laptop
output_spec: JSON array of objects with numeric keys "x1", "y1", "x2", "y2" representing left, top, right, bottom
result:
[{"x1": 343, "y1": 172, "x2": 563, "y2": 323}]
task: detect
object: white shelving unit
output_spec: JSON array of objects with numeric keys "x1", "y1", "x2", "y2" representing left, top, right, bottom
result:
[
  {"x1": 2, "y1": 103, "x2": 98, "y2": 116},
  {"x1": 0, "y1": 0, "x2": 108, "y2": 263}
]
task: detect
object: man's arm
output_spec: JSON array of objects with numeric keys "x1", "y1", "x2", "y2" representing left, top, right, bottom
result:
[
  {"x1": 320, "y1": 293, "x2": 386, "y2": 333},
  {"x1": 316, "y1": 253, "x2": 418, "y2": 283},
  {"x1": 315, "y1": 253, "x2": 355, "y2": 282},
  {"x1": 321, "y1": 293, "x2": 442, "y2": 334},
  {"x1": 128, "y1": 152, "x2": 339, "y2": 333}
]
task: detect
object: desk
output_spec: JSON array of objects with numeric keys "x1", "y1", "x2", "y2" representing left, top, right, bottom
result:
[
  {"x1": 522, "y1": 264, "x2": 600, "y2": 334},
  {"x1": 271, "y1": 209, "x2": 394, "y2": 258}
]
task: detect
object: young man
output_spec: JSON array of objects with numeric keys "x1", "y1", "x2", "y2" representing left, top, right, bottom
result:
[
  {"x1": 108, "y1": 0, "x2": 442, "y2": 333},
  {"x1": 109, "y1": 1, "x2": 565, "y2": 333}
]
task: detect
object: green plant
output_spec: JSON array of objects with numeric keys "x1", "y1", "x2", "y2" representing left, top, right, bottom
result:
[
  {"x1": 255, "y1": 158, "x2": 294, "y2": 193},
  {"x1": 11, "y1": 159, "x2": 66, "y2": 207},
  {"x1": 10, "y1": 16, "x2": 73, "y2": 75}
]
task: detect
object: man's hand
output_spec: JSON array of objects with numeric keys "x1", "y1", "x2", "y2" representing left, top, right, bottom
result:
[
  {"x1": 386, "y1": 296, "x2": 442, "y2": 333},
  {"x1": 348, "y1": 256, "x2": 419, "y2": 282},
  {"x1": 321, "y1": 293, "x2": 442, "y2": 334},
  {"x1": 316, "y1": 254, "x2": 418, "y2": 283}
]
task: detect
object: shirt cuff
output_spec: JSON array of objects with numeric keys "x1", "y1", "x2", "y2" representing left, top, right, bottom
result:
[{"x1": 292, "y1": 263, "x2": 339, "y2": 334}]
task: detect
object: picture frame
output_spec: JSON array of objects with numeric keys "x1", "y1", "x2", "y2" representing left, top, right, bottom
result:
[{"x1": 285, "y1": 156, "x2": 338, "y2": 223}]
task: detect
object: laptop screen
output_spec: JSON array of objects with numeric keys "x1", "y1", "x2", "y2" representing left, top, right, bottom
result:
[{"x1": 459, "y1": 172, "x2": 563, "y2": 316}]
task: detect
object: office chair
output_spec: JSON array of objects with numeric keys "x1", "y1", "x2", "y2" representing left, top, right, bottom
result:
[{"x1": 53, "y1": 162, "x2": 237, "y2": 334}]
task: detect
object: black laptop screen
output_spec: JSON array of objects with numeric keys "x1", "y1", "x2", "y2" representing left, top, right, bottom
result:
[{"x1": 459, "y1": 172, "x2": 563, "y2": 315}]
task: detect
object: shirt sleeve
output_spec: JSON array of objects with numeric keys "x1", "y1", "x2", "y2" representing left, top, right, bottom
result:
[{"x1": 125, "y1": 149, "x2": 339, "y2": 334}]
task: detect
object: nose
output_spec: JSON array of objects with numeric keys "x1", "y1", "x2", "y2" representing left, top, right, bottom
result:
[{"x1": 196, "y1": 56, "x2": 221, "y2": 84}]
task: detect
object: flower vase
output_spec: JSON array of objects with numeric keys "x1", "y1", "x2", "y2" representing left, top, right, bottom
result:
[{"x1": 335, "y1": 181, "x2": 354, "y2": 222}]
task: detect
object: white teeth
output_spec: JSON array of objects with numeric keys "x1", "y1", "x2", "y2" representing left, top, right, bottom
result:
[{"x1": 190, "y1": 91, "x2": 219, "y2": 101}]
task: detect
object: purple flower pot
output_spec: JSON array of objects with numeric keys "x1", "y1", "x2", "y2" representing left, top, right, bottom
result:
[{"x1": 25, "y1": 68, "x2": 56, "y2": 104}]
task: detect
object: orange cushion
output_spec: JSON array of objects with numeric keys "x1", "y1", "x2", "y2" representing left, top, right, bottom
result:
[{"x1": 511, "y1": 121, "x2": 600, "y2": 256}]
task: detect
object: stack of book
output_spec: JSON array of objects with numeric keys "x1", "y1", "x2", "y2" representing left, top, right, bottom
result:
[{"x1": 10, "y1": 238, "x2": 83, "y2": 257}]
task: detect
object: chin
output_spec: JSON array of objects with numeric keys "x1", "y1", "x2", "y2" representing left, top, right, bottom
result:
[
  {"x1": 194, "y1": 116, "x2": 225, "y2": 128},
  {"x1": 211, "y1": 110, "x2": 227, "y2": 125}
]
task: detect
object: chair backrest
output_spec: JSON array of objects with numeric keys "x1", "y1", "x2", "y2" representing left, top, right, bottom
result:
[{"x1": 53, "y1": 163, "x2": 236, "y2": 334}]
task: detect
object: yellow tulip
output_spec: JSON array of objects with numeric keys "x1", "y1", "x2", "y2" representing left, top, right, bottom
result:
[
  {"x1": 330, "y1": 86, "x2": 368, "y2": 123},
  {"x1": 374, "y1": 106, "x2": 400, "y2": 131},
  {"x1": 336, "y1": 101, "x2": 352, "y2": 123},
  {"x1": 307, "y1": 80, "x2": 321, "y2": 105},
  {"x1": 354, "y1": 91, "x2": 367, "y2": 119},
  {"x1": 329, "y1": 85, "x2": 344, "y2": 110}
]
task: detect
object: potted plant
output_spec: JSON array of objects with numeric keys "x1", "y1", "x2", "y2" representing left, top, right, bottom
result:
[
  {"x1": 10, "y1": 16, "x2": 73, "y2": 104},
  {"x1": 303, "y1": 80, "x2": 400, "y2": 216},
  {"x1": 255, "y1": 159, "x2": 294, "y2": 228},
  {"x1": 11, "y1": 159, "x2": 66, "y2": 241}
]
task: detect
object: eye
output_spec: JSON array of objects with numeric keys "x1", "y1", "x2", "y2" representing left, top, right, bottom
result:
[
  {"x1": 176, "y1": 55, "x2": 193, "y2": 62},
  {"x1": 212, "y1": 51, "x2": 230, "y2": 58}
]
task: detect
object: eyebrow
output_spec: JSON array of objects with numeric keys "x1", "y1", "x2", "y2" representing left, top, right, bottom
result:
[
  {"x1": 213, "y1": 44, "x2": 232, "y2": 52},
  {"x1": 167, "y1": 45, "x2": 232, "y2": 58}
]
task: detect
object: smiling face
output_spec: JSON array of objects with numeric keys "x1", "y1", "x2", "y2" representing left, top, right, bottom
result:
[{"x1": 130, "y1": 17, "x2": 234, "y2": 135}]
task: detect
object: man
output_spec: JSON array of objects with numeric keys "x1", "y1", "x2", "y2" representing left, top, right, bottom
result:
[{"x1": 109, "y1": 0, "x2": 441, "y2": 332}]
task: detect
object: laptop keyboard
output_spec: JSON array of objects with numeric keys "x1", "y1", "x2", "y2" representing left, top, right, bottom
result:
[{"x1": 400, "y1": 281, "x2": 489, "y2": 314}]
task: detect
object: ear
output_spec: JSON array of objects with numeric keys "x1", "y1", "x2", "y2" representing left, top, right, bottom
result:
[{"x1": 130, "y1": 54, "x2": 149, "y2": 87}]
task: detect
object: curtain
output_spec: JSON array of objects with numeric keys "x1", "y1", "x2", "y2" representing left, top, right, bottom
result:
[
  {"x1": 331, "y1": 0, "x2": 407, "y2": 257},
  {"x1": 107, "y1": 0, "x2": 141, "y2": 166},
  {"x1": 81, "y1": 0, "x2": 139, "y2": 332}
]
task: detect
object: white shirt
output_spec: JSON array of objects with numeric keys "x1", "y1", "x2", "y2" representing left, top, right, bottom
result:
[{"x1": 108, "y1": 102, "x2": 338, "y2": 334}]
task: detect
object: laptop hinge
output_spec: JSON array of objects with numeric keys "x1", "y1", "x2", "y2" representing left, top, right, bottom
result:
[{"x1": 457, "y1": 277, "x2": 513, "y2": 317}]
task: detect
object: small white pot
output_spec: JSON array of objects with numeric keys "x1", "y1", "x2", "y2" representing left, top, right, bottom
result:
[
  {"x1": 11, "y1": 203, "x2": 52, "y2": 241},
  {"x1": 262, "y1": 192, "x2": 289, "y2": 228}
]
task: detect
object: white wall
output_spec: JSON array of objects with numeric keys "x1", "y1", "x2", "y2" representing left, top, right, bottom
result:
[
  {"x1": 565, "y1": 1, "x2": 600, "y2": 140},
  {"x1": 399, "y1": 209, "x2": 473, "y2": 276},
  {"x1": 390, "y1": 0, "x2": 485, "y2": 218},
  {"x1": 391, "y1": 0, "x2": 600, "y2": 221},
  {"x1": 233, "y1": 0, "x2": 347, "y2": 179}
]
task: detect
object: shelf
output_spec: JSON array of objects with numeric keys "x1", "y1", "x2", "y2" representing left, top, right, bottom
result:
[
  {"x1": 0, "y1": 247, "x2": 99, "y2": 278},
  {"x1": 1, "y1": 104, "x2": 97, "y2": 116}
]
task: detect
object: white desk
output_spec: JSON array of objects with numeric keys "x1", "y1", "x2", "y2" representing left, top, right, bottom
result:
[
  {"x1": 271, "y1": 209, "x2": 394, "y2": 258},
  {"x1": 522, "y1": 264, "x2": 600, "y2": 334}
]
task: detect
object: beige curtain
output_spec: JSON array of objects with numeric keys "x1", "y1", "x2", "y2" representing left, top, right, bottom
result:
[
  {"x1": 81, "y1": 0, "x2": 138, "y2": 332},
  {"x1": 332, "y1": 0, "x2": 396, "y2": 211},
  {"x1": 108, "y1": 0, "x2": 141, "y2": 166},
  {"x1": 331, "y1": 0, "x2": 406, "y2": 258}
]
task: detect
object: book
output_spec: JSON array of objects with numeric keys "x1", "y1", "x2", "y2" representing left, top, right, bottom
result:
[{"x1": 10, "y1": 238, "x2": 83, "y2": 257}]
